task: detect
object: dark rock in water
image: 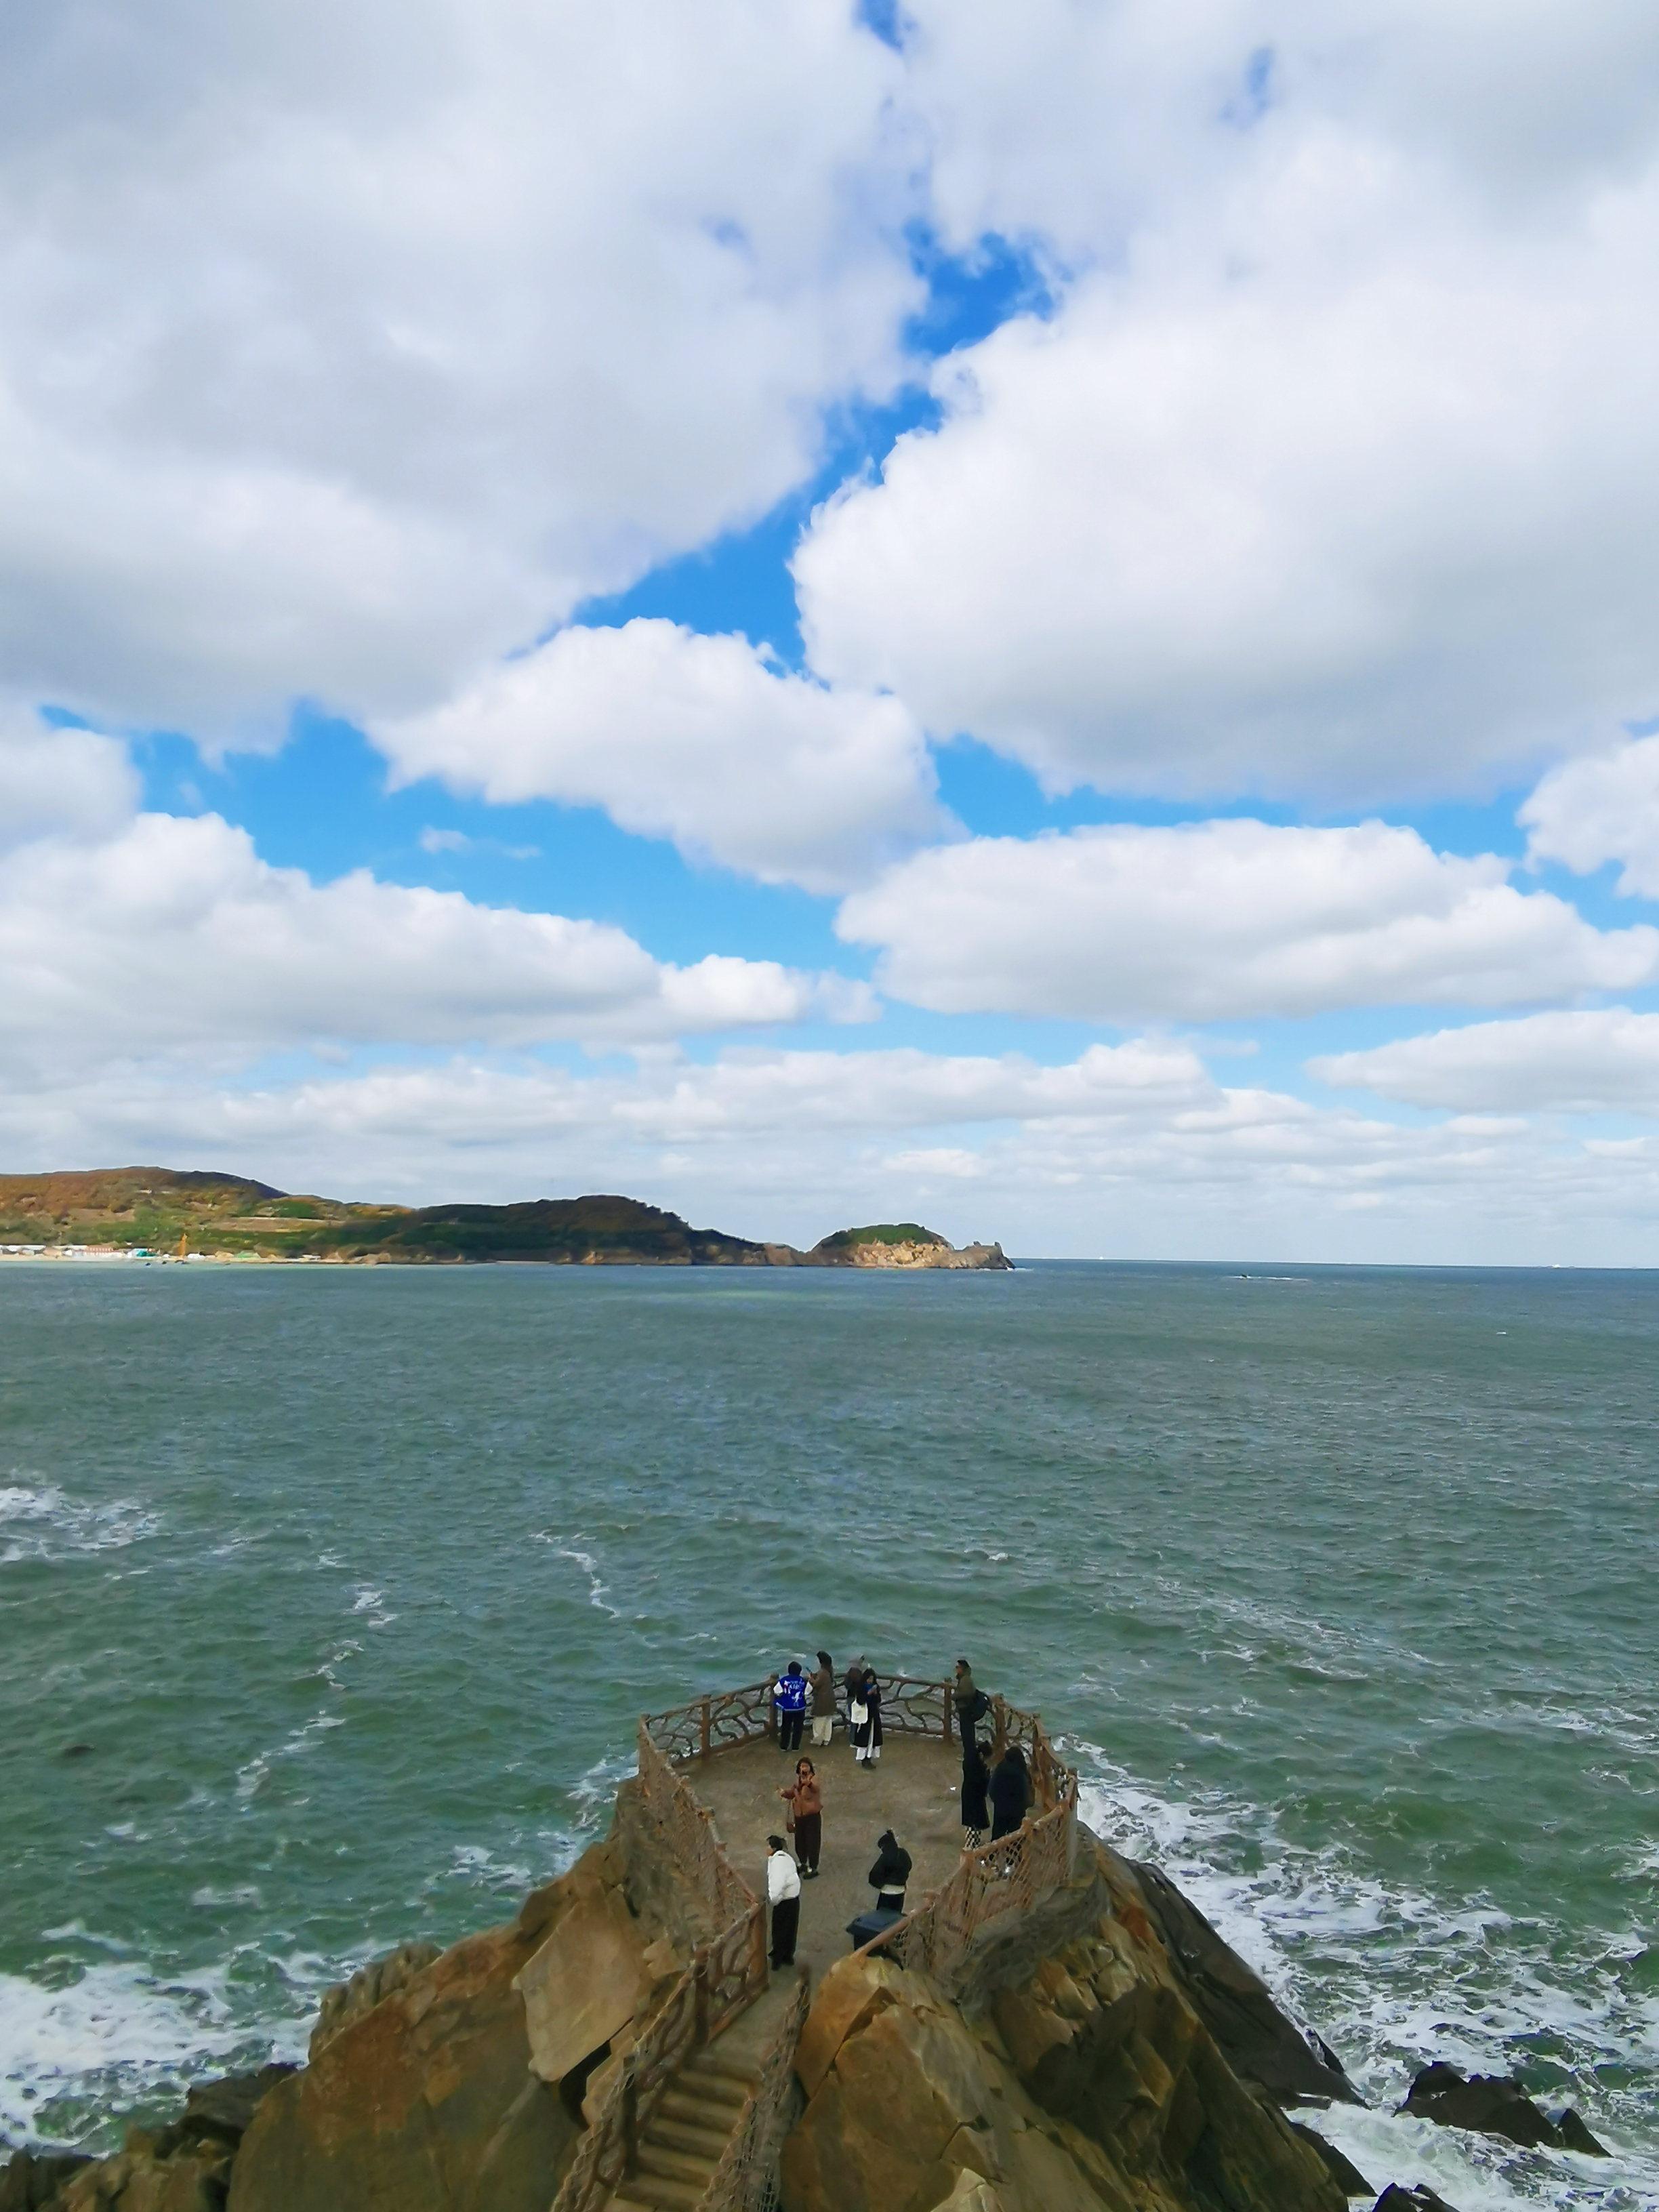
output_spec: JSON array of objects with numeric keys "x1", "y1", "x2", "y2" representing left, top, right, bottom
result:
[
  {"x1": 60, "y1": 1745, "x2": 93, "y2": 1760},
  {"x1": 1399, "y1": 2062, "x2": 1574, "y2": 2150},
  {"x1": 1554, "y1": 2106, "x2": 1611, "y2": 2156},
  {"x1": 1289, "y1": 2121, "x2": 1372, "y2": 2196},
  {"x1": 151, "y1": 2065, "x2": 299, "y2": 2158},
  {"x1": 1373, "y1": 2188, "x2": 1460, "y2": 2212},
  {"x1": 1130, "y1": 1859, "x2": 1361, "y2": 2105},
  {"x1": 0, "y1": 2150, "x2": 94, "y2": 2211}
]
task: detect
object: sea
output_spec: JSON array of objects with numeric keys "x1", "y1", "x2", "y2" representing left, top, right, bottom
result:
[{"x1": 1, "y1": 1259, "x2": 1655, "y2": 2208}]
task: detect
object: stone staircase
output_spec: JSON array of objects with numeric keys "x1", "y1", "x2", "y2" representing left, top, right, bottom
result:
[{"x1": 606, "y1": 2045, "x2": 760, "y2": 2212}]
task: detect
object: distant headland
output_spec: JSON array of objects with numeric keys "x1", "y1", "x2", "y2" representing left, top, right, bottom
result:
[{"x1": 0, "y1": 1169, "x2": 1012, "y2": 1270}]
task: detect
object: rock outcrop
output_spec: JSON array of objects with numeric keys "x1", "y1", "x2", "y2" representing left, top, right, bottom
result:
[
  {"x1": 1397, "y1": 2062, "x2": 1607, "y2": 2156},
  {"x1": 1129, "y1": 1862, "x2": 1357, "y2": 2108},
  {"x1": 228, "y1": 1818, "x2": 697, "y2": 2212},
  {"x1": 781, "y1": 1835, "x2": 1349, "y2": 2212},
  {"x1": 1, "y1": 2068, "x2": 294, "y2": 2212},
  {"x1": 794, "y1": 1225, "x2": 1012, "y2": 1271}
]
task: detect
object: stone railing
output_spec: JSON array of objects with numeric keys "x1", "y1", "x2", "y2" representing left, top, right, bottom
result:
[
  {"x1": 644, "y1": 1671, "x2": 958, "y2": 1761},
  {"x1": 635, "y1": 1723, "x2": 767, "y2": 1996},
  {"x1": 695, "y1": 1969, "x2": 813, "y2": 2212},
  {"x1": 552, "y1": 1734, "x2": 768, "y2": 2212},
  {"x1": 858, "y1": 1709, "x2": 1079, "y2": 1990},
  {"x1": 550, "y1": 1942, "x2": 708, "y2": 2212}
]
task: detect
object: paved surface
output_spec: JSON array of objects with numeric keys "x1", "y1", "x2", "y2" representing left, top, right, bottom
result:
[{"x1": 686, "y1": 1728, "x2": 970, "y2": 1993}]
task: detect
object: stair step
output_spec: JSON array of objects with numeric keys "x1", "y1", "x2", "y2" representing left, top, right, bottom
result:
[
  {"x1": 684, "y1": 2052, "x2": 759, "y2": 2095},
  {"x1": 648, "y1": 2116, "x2": 733, "y2": 2160},
  {"x1": 657, "y1": 2087, "x2": 741, "y2": 2129},
  {"x1": 638, "y1": 2141, "x2": 720, "y2": 2186},
  {"x1": 611, "y1": 2171, "x2": 708, "y2": 2211},
  {"x1": 666, "y1": 2073, "x2": 749, "y2": 2116}
]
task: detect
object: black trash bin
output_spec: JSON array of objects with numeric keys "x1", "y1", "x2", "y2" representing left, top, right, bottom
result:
[{"x1": 845, "y1": 1904, "x2": 903, "y2": 1952}]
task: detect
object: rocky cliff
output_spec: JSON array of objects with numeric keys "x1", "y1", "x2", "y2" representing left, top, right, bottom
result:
[{"x1": 4, "y1": 1817, "x2": 1370, "y2": 2212}]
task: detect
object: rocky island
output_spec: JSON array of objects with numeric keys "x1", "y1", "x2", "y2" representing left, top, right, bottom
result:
[
  {"x1": 2, "y1": 1671, "x2": 1596, "y2": 2212},
  {"x1": 0, "y1": 1171, "x2": 1011, "y2": 1271}
]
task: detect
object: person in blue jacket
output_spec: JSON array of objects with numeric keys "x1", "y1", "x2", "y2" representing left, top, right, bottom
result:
[{"x1": 773, "y1": 1660, "x2": 808, "y2": 1753}]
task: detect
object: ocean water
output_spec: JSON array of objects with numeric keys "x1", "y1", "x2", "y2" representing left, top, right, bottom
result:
[{"x1": 1, "y1": 1259, "x2": 1655, "y2": 2209}]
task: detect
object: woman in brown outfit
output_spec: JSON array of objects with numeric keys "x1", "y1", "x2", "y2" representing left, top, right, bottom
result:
[{"x1": 781, "y1": 1757, "x2": 823, "y2": 1877}]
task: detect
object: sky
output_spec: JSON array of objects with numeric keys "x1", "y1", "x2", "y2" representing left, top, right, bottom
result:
[{"x1": 5, "y1": 0, "x2": 1659, "y2": 1261}]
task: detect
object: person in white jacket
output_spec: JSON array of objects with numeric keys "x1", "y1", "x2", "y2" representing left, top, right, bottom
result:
[{"x1": 766, "y1": 1835, "x2": 800, "y2": 1967}]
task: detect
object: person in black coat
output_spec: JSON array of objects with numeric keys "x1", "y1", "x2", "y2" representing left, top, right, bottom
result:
[
  {"x1": 853, "y1": 1666, "x2": 883, "y2": 1766},
  {"x1": 960, "y1": 1736, "x2": 990, "y2": 1849},
  {"x1": 867, "y1": 1829, "x2": 912, "y2": 1912},
  {"x1": 989, "y1": 1743, "x2": 1033, "y2": 1841}
]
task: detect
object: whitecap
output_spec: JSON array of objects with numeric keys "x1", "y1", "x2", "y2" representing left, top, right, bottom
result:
[
  {"x1": 0, "y1": 1483, "x2": 159, "y2": 1566},
  {"x1": 1069, "y1": 1747, "x2": 1659, "y2": 2210},
  {"x1": 0, "y1": 1963, "x2": 243, "y2": 2148}
]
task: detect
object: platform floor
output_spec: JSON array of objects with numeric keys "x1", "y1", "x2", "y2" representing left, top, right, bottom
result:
[{"x1": 684, "y1": 1727, "x2": 970, "y2": 1995}]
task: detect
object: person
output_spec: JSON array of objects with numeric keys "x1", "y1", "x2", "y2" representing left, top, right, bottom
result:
[
  {"x1": 773, "y1": 1660, "x2": 808, "y2": 1753},
  {"x1": 954, "y1": 1658, "x2": 991, "y2": 1743},
  {"x1": 867, "y1": 1829, "x2": 912, "y2": 1914},
  {"x1": 781, "y1": 1756, "x2": 823, "y2": 1877},
  {"x1": 809, "y1": 1651, "x2": 837, "y2": 1748},
  {"x1": 989, "y1": 1742, "x2": 1034, "y2": 1841},
  {"x1": 960, "y1": 1734, "x2": 990, "y2": 1850},
  {"x1": 852, "y1": 1666, "x2": 883, "y2": 1765},
  {"x1": 842, "y1": 1656, "x2": 864, "y2": 1732},
  {"x1": 766, "y1": 1835, "x2": 800, "y2": 1966}
]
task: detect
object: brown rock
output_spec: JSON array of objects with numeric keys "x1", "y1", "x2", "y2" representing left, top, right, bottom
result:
[
  {"x1": 513, "y1": 1883, "x2": 649, "y2": 2083},
  {"x1": 1128, "y1": 1860, "x2": 1358, "y2": 2106},
  {"x1": 794, "y1": 1956, "x2": 901, "y2": 2099},
  {"x1": 228, "y1": 1908, "x2": 576, "y2": 2212},
  {"x1": 781, "y1": 1904, "x2": 1345, "y2": 2212}
]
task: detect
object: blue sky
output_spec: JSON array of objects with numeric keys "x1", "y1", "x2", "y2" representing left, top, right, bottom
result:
[{"x1": 5, "y1": 0, "x2": 1659, "y2": 1259}]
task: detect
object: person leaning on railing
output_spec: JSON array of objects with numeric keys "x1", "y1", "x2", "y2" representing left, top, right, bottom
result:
[{"x1": 773, "y1": 1660, "x2": 808, "y2": 1752}]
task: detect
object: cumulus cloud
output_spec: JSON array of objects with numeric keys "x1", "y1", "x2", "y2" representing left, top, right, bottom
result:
[
  {"x1": 836, "y1": 820, "x2": 1659, "y2": 1021},
  {"x1": 7, "y1": 1040, "x2": 1658, "y2": 1263},
  {"x1": 796, "y1": 3, "x2": 1659, "y2": 801},
  {"x1": 375, "y1": 620, "x2": 951, "y2": 893},
  {"x1": 0, "y1": 0, "x2": 914, "y2": 737},
  {"x1": 1312, "y1": 1008, "x2": 1659, "y2": 1115},
  {"x1": 1521, "y1": 732, "x2": 1659, "y2": 898},
  {"x1": 0, "y1": 707, "x2": 138, "y2": 848},
  {"x1": 0, "y1": 810, "x2": 867, "y2": 1076}
]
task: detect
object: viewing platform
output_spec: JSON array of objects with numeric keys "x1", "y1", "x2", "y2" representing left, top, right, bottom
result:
[{"x1": 552, "y1": 1673, "x2": 1080, "y2": 2212}]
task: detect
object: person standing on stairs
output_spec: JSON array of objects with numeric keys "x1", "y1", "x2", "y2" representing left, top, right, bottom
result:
[
  {"x1": 766, "y1": 1836, "x2": 800, "y2": 1966},
  {"x1": 773, "y1": 1660, "x2": 808, "y2": 1753},
  {"x1": 781, "y1": 1756, "x2": 823, "y2": 1877}
]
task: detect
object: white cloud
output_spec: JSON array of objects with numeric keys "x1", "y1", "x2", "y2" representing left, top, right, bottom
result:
[
  {"x1": 0, "y1": 707, "x2": 138, "y2": 848},
  {"x1": 796, "y1": 5, "x2": 1659, "y2": 801},
  {"x1": 376, "y1": 620, "x2": 950, "y2": 893},
  {"x1": 0, "y1": 0, "x2": 914, "y2": 739},
  {"x1": 1521, "y1": 732, "x2": 1659, "y2": 898},
  {"x1": 7, "y1": 1040, "x2": 1659, "y2": 1263},
  {"x1": 0, "y1": 809, "x2": 867, "y2": 1076},
  {"x1": 1312, "y1": 1008, "x2": 1659, "y2": 1115},
  {"x1": 835, "y1": 819, "x2": 1658, "y2": 1021}
]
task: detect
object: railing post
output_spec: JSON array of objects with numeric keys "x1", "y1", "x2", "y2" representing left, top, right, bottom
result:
[
  {"x1": 700, "y1": 1695, "x2": 711, "y2": 1759},
  {"x1": 943, "y1": 1678, "x2": 954, "y2": 1744},
  {"x1": 621, "y1": 2054, "x2": 638, "y2": 2177}
]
